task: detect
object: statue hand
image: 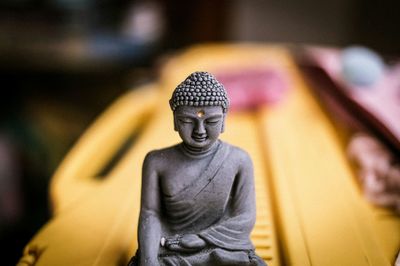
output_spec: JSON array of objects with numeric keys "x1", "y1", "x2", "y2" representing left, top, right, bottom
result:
[
  {"x1": 179, "y1": 234, "x2": 207, "y2": 249},
  {"x1": 164, "y1": 234, "x2": 206, "y2": 252}
]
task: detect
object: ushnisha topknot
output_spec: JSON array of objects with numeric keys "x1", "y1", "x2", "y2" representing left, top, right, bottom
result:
[{"x1": 169, "y1": 71, "x2": 229, "y2": 113}]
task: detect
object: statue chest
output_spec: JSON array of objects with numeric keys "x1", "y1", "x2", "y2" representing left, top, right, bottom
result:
[
  {"x1": 159, "y1": 157, "x2": 237, "y2": 200},
  {"x1": 160, "y1": 157, "x2": 211, "y2": 197},
  {"x1": 159, "y1": 159, "x2": 238, "y2": 232}
]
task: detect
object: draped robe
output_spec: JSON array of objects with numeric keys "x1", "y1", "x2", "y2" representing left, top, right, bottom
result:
[{"x1": 131, "y1": 141, "x2": 266, "y2": 266}]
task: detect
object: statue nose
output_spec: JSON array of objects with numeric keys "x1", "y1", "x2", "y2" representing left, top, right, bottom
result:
[{"x1": 194, "y1": 121, "x2": 206, "y2": 135}]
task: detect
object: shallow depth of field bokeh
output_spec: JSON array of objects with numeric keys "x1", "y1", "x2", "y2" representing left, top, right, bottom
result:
[{"x1": 1, "y1": 0, "x2": 399, "y2": 265}]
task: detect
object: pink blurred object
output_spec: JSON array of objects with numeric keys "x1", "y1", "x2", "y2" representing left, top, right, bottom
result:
[
  {"x1": 216, "y1": 68, "x2": 290, "y2": 111},
  {"x1": 303, "y1": 47, "x2": 400, "y2": 214},
  {"x1": 348, "y1": 133, "x2": 400, "y2": 213},
  {"x1": 307, "y1": 47, "x2": 400, "y2": 152}
]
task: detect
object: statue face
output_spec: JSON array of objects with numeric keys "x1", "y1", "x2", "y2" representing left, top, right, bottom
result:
[{"x1": 174, "y1": 105, "x2": 225, "y2": 150}]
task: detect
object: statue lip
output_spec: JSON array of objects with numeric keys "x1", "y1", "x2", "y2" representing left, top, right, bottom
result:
[{"x1": 192, "y1": 135, "x2": 207, "y2": 142}]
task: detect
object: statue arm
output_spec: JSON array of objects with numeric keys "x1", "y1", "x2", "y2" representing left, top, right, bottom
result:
[
  {"x1": 138, "y1": 152, "x2": 162, "y2": 265},
  {"x1": 198, "y1": 151, "x2": 256, "y2": 250},
  {"x1": 231, "y1": 152, "x2": 257, "y2": 231}
]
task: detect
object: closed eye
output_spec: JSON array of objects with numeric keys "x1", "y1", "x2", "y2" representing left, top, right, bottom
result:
[
  {"x1": 178, "y1": 119, "x2": 193, "y2": 124},
  {"x1": 206, "y1": 119, "x2": 220, "y2": 125}
]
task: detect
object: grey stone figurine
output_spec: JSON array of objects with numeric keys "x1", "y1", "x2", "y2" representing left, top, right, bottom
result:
[{"x1": 129, "y1": 72, "x2": 266, "y2": 266}]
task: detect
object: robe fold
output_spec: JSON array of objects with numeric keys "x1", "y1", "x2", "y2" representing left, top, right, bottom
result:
[{"x1": 131, "y1": 142, "x2": 266, "y2": 266}]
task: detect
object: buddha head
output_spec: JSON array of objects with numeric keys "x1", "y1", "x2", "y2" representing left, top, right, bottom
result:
[{"x1": 170, "y1": 71, "x2": 229, "y2": 151}]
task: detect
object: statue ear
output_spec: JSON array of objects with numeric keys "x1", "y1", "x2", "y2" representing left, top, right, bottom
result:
[{"x1": 221, "y1": 114, "x2": 226, "y2": 133}]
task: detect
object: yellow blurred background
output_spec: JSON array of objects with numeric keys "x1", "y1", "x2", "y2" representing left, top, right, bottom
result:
[{"x1": 1, "y1": 0, "x2": 399, "y2": 265}]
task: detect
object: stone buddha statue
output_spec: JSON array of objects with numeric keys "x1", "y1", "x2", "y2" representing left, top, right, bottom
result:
[{"x1": 129, "y1": 72, "x2": 266, "y2": 266}]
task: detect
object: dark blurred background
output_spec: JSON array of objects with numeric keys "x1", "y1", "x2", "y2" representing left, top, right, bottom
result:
[{"x1": 1, "y1": 0, "x2": 399, "y2": 264}]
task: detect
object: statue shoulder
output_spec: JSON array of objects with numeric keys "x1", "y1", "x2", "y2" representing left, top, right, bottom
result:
[
  {"x1": 143, "y1": 144, "x2": 181, "y2": 169},
  {"x1": 222, "y1": 142, "x2": 253, "y2": 167}
]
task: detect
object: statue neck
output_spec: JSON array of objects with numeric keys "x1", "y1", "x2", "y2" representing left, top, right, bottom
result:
[{"x1": 180, "y1": 141, "x2": 219, "y2": 158}]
